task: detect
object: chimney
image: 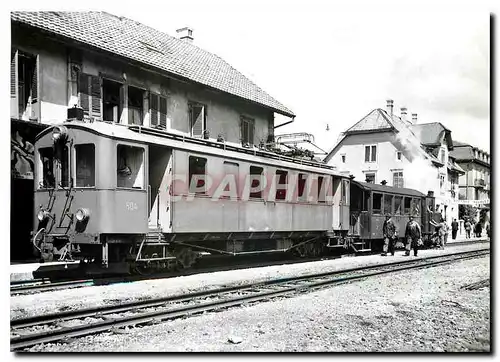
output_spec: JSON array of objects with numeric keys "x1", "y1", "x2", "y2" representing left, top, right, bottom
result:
[
  {"x1": 176, "y1": 27, "x2": 194, "y2": 42},
  {"x1": 401, "y1": 107, "x2": 407, "y2": 122},
  {"x1": 412, "y1": 113, "x2": 418, "y2": 124},
  {"x1": 386, "y1": 99, "x2": 394, "y2": 116}
]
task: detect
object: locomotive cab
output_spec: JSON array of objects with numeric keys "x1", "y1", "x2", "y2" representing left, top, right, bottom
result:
[{"x1": 33, "y1": 124, "x2": 149, "y2": 266}]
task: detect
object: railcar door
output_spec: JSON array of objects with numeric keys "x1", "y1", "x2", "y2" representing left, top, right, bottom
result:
[{"x1": 148, "y1": 145, "x2": 172, "y2": 232}]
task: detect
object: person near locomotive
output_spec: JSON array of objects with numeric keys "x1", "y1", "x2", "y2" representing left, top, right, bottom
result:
[
  {"x1": 381, "y1": 214, "x2": 397, "y2": 256},
  {"x1": 404, "y1": 215, "x2": 422, "y2": 256},
  {"x1": 464, "y1": 219, "x2": 472, "y2": 239},
  {"x1": 451, "y1": 218, "x2": 459, "y2": 240}
]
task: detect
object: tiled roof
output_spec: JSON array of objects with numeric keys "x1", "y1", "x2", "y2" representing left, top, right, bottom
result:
[
  {"x1": 410, "y1": 122, "x2": 451, "y2": 147},
  {"x1": 11, "y1": 11, "x2": 295, "y2": 118},
  {"x1": 345, "y1": 109, "x2": 394, "y2": 133}
]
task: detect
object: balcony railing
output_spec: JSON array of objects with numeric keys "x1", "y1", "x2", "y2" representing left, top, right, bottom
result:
[{"x1": 474, "y1": 178, "x2": 486, "y2": 187}]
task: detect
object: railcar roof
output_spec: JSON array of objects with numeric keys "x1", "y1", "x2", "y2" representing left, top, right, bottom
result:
[
  {"x1": 353, "y1": 181, "x2": 427, "y2": 197},
  {"x1": 36, "y1": 121, "x2": 346, "y2": 176}
]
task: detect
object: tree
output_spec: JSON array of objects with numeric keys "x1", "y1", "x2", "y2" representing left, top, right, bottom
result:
[{"x1": 459, "y1": 204, "x2": 477, "y2": 223}]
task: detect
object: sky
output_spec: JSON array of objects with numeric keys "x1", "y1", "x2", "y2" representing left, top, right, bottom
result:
[{"x1": 78, "y1": 0, "x2": 492, "y2": 154}]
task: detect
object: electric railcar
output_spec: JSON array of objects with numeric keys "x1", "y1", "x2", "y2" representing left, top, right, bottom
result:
[
  {"x1": 32, "y1": 121, "x2": 354, "y2": 273},
  {"x1": 31, "y1": 121, "x2": 436, "y2": 273}
]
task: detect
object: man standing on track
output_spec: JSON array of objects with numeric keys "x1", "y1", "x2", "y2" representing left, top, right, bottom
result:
[
  {"x1": 404, "y1": 215, "x2": 422, "y2": 256},
  {"x1": 381, "y1": 214, "x2": 397, "y2": 256}
]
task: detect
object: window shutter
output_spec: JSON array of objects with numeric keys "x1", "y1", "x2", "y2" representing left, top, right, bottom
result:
[
  {"x1": 159, "y1": 96, "x2": 167, "y2": 128},
  {"x1": 149, "y1": 93, "x2": 158, "y2": 126},
  {"x1": 10, "y1": 50, "x2": 18, "y2": 118},
  {"x1": 191, "y1": 105, "x2": 204, "y2": 137},
  {"x1": 31, "y1": 56, "x2": 38, "y2": 103},
  {"x1": 90, "y1": 75, "x2": 101, "y2": 118},
  {"x1": 240, "y1": 119, "x2": 247, "y2": 143},
  {"x1": 79, "y1": 73, "x2": 90, "y2": 115},
  {"x1": 249, "y1": 120, "x2": 255, "y2": 145},
  {"x1": 364, "y1": 146, "x2": 370, "y2": 162},
  {"x1": 371, "y1": 145, "x2": 377, "y2": 162}
]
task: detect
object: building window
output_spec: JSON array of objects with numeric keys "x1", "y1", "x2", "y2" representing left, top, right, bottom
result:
[
  {"x1": 393, "y1": 171, "x2": 404, "y2": 188},
  {"x1": 397, "y1": 151, "x2": 402, "y2": 161},
  {"x1": 341, "y1": 154, "x2": 346, "y2": 163},
  {"x1": 75, "y1": 144, "x2": 95, "y2": 187},
  {"x1": 188, "y1": 156, "x2": 207, "y2": 194},
  {"x1": 189, "y1": 102, "x2": 206, "y2": 137},
  {"x1": 128, "y1": 86, "x2": 144, "y2": 125},
  {"x1": 275, "y1": 170, "x2": 288, "y2": 200},
  {"x1": 241, "y1": 116, "x2": 255, "y2": 145},
  {"x1": 117, "y1": 145, "x2": 145, "y2": 189},
  {"x1": 102, "y1": 79, "x2": 122, "y2": 123},
  {"x1": 149, "y1": 93, "x2": 167, "y2": 128},
  {"x1": 440, "y1": 148, "x2": 445, "y2": 164},
  {"x1": 365, "y1": 173, "x2": 375, "y2": 183},
  {"x1": 439, "y1": 174, "x2": 445, "y2": 189},
  {"x1": 11, "y1": 51, "x2": 39, "y2": 120},
  {"x1": 249, "y1": 166, "x2": 264, "y2": 199},
  {"x1": 364, "y1": 145, "x2": 377, "y2": 162}
]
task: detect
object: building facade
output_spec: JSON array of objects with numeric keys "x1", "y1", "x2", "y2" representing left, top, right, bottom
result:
[
  {"x1": 324, "y1": 100, "x2": 464, "y2": 225},
  {"x1": 10, "y1": 11, "x2": 294, "y2": 260},
  {"x1": 449, "y1": 141, "x2": 490, "y2": 219}
]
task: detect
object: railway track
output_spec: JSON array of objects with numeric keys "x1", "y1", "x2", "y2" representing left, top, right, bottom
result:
[
  {"x1": 11, "y1": 247, "x2": 489, "y2": 351},
  {"x1": 11, "y1": 239, "x2": 490, "y2": 295}
]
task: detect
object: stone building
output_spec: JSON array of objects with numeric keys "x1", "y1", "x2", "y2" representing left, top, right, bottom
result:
[{"x1": 10, "y1": 11, "x2": 294, "y2": 260}]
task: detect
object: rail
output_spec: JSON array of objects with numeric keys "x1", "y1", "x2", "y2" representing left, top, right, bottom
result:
[{"x1": 11, "y1": 248, "x2": 489, "y2": 350}]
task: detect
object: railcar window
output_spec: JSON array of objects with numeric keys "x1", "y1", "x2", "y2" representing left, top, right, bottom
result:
[
  {"x1": 60, "y1": 145, "x2": 70, "y2": 188},
  {"x1": 75, "y1": 144, "x2": 95, "y2": 187},
  {"x1": 39, "y1": 148, "x2": 55, "y2": 189},
  {"x1": 404, "y1": 197, "x2": 411, "y2": 214},
  {"x1": 372, "y1": 193, "x2": 382, "y2": 214},
  {"x1": 275, "y1": 170, "x2": 288, "y2": 200},
  {"x1": 298, "y1": 173, "x2": 307, "y2": 199},
  {"x1": 117, "y1": 145, "x2": 145, "y2": 189},
  {"x1": 249, "y1": 166, "x2": 264, "y2": 199},
  {"x1": 188, "y1": 156, "x2": 207, "y2": 194},
  {"x1": 318, "y1": 176, "x2": 325, "y2": 203},
  {"x1": 384, "y1": 194, "x2": 393, "y2": 215},
  {"x1": 223, "y1": 161, "x2": 239, "y2": 195},
  {"x1": 394, "y1": 196, "x2": 403, "y2": 215},
  {"x1": 411, "y1": 198, "x2": 420, "y2": 216}
]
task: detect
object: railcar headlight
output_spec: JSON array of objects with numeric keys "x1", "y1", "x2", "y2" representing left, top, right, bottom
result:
[
  {"x1": 52, "y1": 126, "x2": 68, "y2": 143},
  {"x1": 75, "y1": 208, "x2": 90, "y2": 222},
  {"x1": 37, "y1": 210, "x2": 50, "y2": 222}
]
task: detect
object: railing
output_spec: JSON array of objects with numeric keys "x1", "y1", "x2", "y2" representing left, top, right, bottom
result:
[{"x1": 474, "y1": 178, "x2": 486, "y2": 187}]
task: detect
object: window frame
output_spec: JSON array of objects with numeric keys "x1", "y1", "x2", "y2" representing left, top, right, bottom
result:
[
  {"x1": 37, "y1": 147, "x2": 56, "y2": 190},
  {"x1": 73, "y1": 143, "x2": 96, "y2": 188},
  {"x1": 396, "y1": 151, "x2": 402, "y2": 161},
  {"x1": 240, "y1": 115, "x2": 255, "y2": 145},
  {"x1": 189, "y1": 101, "x2": 206, "y2": 137},
  {"x1": 249, "y1": 165, "x2": 264, "y2": 199},
  {"x1": 188, "y1": 155, "x2": 208, "y2": 195},
  {"x1": 275, "y1": 169, "x2": 288, "y2": 201},
  {"x1": 393, "y1": 171, "x2": 404, "y2": 188},
  {"x1": 116, "y1": 143, "x2": 146, "y2": 190},
  {"x1": 364, "y1": 144, "x2": 377, "y2": 163},
  {"x1": 372, "y1": 192, "x2": 383, "y2": 215},
  {"x1": 365, "y1": 172, "x2": 376, "y2": 184}
]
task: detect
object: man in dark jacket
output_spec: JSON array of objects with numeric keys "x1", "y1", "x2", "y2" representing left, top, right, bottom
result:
[
  {"x1": 381, "y1": 214, "x2": 397, "y2": 256},
  {"x1": 405, "y1": 215, "x2": 422, "y2": 256},
  {"x1": 451, "y1": 218, "x2": 459, "y2": 240}
]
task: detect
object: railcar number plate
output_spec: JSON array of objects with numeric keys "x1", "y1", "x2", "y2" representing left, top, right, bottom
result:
[{"x1": 126, "y1": 202, "x2": 138, "y2": 211}]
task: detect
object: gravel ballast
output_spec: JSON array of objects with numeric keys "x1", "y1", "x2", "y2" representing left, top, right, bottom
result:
[{"x1": 16, "y1": 250, "x2": 489, "y2": 352}]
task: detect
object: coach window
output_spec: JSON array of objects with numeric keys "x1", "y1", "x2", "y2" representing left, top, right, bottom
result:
[
  {"x1": 297, "y1": 173, "x2": 307, "y2": 201},
  {"x1": 249, "y1": 166, "x2": 264, "y2": 199},
  {"x1": 223, "y1": 161, "x2": 239, "y2": 195},
  {"x1": 411, "y1": 198, "x2": 420, "y2": 216},
  {"x1": 394, "y1": 196, "x2": 403, "y2": 215},
  {"x1": 384, "y1": 194, "x2": 393, "y2": 215},
  {"x1": 318, "y1": 176, "x2": 326, "y2": 203},
  {"x1": 403, "y1": 197, "x2": 411, "y2": 214},
  {"x1": 75, "y1": 144, "x2": 95, "y2": 187},
  {"x1": 372, "y1": 193, "x2": 382, "y2": 214},
  {"x1": 39, "y1": 147, "x2": 55, "y2": 189},
  {"x1": 117, "y1": 145, "x2": 145, "y2": 189},
  {"x1": 188, "y1": 156, "x2": 207, "y2": 194},
  {"x1": 60, "y1": 145, "x2": 70, "y2": 188},
  {"x1": 341, "y1": 179, "x2": 349, "y2": 205},
  {"x1": 275, "y1": 170, "x2": 288, "y2": 200}
]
